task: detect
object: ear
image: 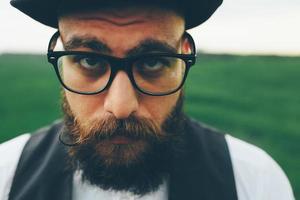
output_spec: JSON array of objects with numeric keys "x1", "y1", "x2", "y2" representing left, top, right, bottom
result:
[{"x1": 181, "y1": 36, "x2": 193, "y2": 54}]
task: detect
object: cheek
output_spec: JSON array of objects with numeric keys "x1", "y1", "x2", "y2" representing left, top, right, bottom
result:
[
  {"x1": 65, "y1": 90, "x2": 106, "y2": 121},
  {"x1": 141, "y1": 92, "x2": 180, "y2": 125}
]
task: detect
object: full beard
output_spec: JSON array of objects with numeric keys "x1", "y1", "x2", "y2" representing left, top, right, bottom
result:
[{"x1": 61, "y1": 92, "x2": 187, "y2": 195}]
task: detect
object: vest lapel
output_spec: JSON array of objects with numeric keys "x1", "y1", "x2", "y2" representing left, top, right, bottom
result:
[
  {"x1": 169, "y1": 119, "x2": 238, "y2": 200},
  {"x1": 8, "y1": 121, "x2": 73, "y2": 200}
]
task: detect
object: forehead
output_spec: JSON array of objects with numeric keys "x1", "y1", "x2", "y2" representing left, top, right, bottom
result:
[{"x1": 58, "y1": 6, "x2": 185, "y2": 55}]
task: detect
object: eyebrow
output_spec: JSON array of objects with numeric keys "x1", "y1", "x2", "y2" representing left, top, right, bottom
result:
[
  {"x1": 63, "y1": 36, "x2": 178, "y2": 56},
  {"x1": 126, "y1": 39, "x2": 178, "y2": 56},
  {"x1": 64, "y1": 36, "x2": 112, "y2": 54}
]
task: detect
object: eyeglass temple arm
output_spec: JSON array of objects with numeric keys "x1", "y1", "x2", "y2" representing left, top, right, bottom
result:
[
  {"x1": 47, "y1": 31, "x2": 60, "y2": 52},
  {"x1": 184, "y1": 31, "x2": 196, "y2": 55}
]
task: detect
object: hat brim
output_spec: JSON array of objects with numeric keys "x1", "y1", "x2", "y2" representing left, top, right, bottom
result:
[{"x1": 10, "y1": 0, "x2": 222, "y2": 29}]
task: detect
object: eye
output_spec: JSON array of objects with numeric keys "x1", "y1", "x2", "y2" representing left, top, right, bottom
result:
[
  {"x1": 138, "y1": 57, "x2": 171, "y2": 72},
  {"x1": 73, "y1": 55, "x2": 108, "y2": 70},
  {"x1": 80, "y1": 57, "x2": 99, "y2": 69}
]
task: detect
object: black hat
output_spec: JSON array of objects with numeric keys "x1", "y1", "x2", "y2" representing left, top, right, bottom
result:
[{"x1": 10, "y1": 0, "x2": 222, "y2": 30}]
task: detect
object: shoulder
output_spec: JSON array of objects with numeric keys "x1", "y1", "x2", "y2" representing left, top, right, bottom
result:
[
  {"x1": 0, "y1": 120, "x2": 63, "y2": 199},
  {"x1": 184, "y1": 118, "x2": 226, "y2": 143},
  {"x1": 0, "y1": 134, "x2": 31, "y2": 170},
  {"x1": 0, "y1": 134, "x2": 31, "y2": 200},
  {"x1": 225, "y1": 134, "x2": 295, "y2": 200}
]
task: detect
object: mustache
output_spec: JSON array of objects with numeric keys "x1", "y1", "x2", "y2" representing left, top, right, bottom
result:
[{"x1": 67, "y1": 115, "x2": 165, "y2": 145}]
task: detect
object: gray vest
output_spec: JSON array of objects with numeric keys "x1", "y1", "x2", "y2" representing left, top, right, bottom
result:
[{"x1": 8, "y1": 118, "x2": 238, "y2": 200}]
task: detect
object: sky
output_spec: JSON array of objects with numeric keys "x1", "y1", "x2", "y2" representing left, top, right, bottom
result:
[{"x1": 0, "y1": 0, "x2": 300, "y2": 55}]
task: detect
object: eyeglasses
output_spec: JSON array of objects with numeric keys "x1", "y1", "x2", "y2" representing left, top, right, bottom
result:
[{"x1": 47, "y1": 31, "x2": 196, "y2": 96}]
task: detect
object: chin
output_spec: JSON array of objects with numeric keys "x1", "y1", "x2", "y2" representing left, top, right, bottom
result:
[{"x1": 94, "y1": 139, "x2": 149, "y2": 166}]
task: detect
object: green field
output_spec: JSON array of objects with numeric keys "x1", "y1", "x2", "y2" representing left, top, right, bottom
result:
[{"x1": 0, "y1": 53, "x2": 299, "y2": 198}]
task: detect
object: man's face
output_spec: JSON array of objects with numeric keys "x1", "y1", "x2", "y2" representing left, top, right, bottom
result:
[
  {"x1": 59, "y1": 6, "x2": 186, "y2": 133},
  {"x1": 58, "y1": 6, "x2": 190, "y2": 194}
]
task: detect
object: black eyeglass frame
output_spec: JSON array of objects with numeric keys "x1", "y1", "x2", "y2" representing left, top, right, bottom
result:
[{"x1": 47, "y1": 31, "x2": 197, "y2": 96}]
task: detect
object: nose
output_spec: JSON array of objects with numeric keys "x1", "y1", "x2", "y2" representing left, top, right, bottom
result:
[{"x1": 104, "y1": 71, "x2": 139, "y2": 119}]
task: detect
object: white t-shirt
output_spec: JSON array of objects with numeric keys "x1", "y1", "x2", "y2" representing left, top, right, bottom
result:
[{"x1": 0, "y1": 134, "x2": 295, "y2": 200}]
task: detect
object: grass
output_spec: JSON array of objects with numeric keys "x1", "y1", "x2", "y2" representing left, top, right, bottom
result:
[
  {"x1": 0, "y1": 53, "x2": 299, "y2": 198},
  {"x1": 0, "y1": 54, "x2": 61, "y2": 141}
]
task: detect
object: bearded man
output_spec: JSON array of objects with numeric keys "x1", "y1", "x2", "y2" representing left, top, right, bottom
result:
[{"x1": 0, "y1": 0, "x2": 295, "y2": 200}]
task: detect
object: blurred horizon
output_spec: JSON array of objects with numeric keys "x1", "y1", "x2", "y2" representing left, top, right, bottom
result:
[
  {"x1": 1, "y1": 52, "x2": 300, "y2": 58},
  {"x1": 1, "y1": 0, "x2": 300, "y2": 55}
]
